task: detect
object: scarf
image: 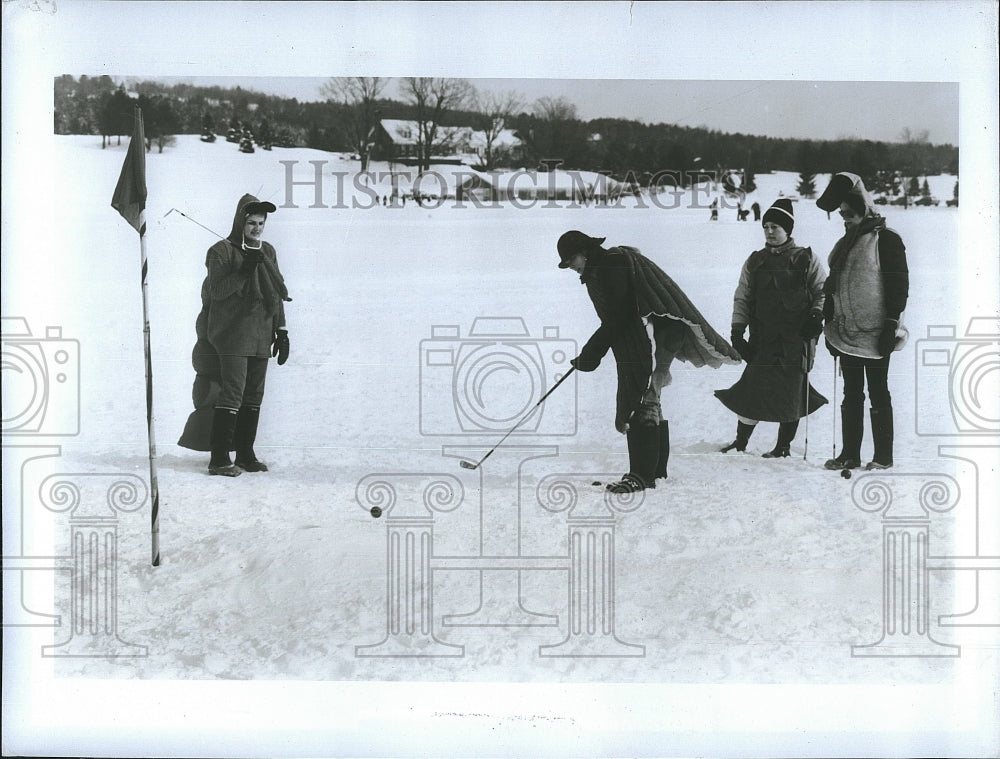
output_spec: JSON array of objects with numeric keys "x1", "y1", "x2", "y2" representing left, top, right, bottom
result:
[
  {"x1": 237, "y1": 238, "x2": 289, "y2": 316},
  {"x1": 829, "y1": 214, "x2": 885, "y2": 272}
]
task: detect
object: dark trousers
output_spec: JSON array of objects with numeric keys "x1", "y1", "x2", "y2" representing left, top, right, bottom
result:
[
  {"x1": 839, "y1": 352, "x2": 892, "y2": 409},
  {"x1": 217, "y1": 355, "x2": 268, "y2": 410}
]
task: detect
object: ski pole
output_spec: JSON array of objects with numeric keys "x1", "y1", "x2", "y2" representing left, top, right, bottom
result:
[
  {"x1": 803, "y1": 344, "x2": 810, "y2": 460},
  {"x1": 163, "y1": 208, "x2": 224, "y2": 239},
  {"x1": 459, "y1": 366, "x2": 576, "y2": 471},
  {"x1": 832, "y1": 355, "x2": 838, "y2": 460}
]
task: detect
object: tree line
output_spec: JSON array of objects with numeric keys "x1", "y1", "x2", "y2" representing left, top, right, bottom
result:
[{"x1": 55, "y1": 75, "x2": 958, "y2": 184}]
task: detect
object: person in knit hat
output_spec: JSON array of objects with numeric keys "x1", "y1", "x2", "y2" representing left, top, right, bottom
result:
[
  {"x1": 816, "y1": 172, "x2": 909, "y2": 471},
  {"x1": 715, "y1": 198, "x2": 828, "y2": 457},
  {"x1": 178, "y1": 194, "x2": 292, "y2": 476},
  {"x1": 558, "y1": 230, "x2": 741, "y2": 492}
]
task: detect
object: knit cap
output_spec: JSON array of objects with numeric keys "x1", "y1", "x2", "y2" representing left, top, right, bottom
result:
[{"x1": 762, "y1": 198, "x2": 794, "y2": 235}]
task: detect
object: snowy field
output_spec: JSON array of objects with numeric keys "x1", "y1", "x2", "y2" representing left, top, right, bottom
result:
[{"x1": 3, "y1": 136, "x2": 997, "y2": 701}]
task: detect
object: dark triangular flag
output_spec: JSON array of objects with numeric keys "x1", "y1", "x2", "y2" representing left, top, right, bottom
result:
[{"x1": 111, "y1": 106, "x2": 147, "y2": 234}]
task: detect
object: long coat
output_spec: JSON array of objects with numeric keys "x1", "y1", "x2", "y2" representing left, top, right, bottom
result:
[
  {"x1": 714, "y1": 240, "x2": 828, "y2": 422},
  {"x1": 178, "y1": 194, "x2": 289, "y2": 450},
  {"x1": 577, "y1": 246, "x2": 740, "y2": 432}
]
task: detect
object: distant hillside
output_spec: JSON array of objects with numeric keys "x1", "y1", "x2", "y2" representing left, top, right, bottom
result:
[{"x1": 55, "y1": 75, "x2": 958, "y2": 183}]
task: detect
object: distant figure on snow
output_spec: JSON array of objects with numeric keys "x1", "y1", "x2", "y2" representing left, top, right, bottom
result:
[
  {"x1": 178, "y1": 194, "x2": 292, "y2": 476},
  {"x1": 715, "y1": 198, "x2": 828, "y2": 457},
  {"x1": 751, "y1": 201, "x2": 761, "y2": 221},
  {"x1": 710, "y1": 198, "x2": 719, "y2": 221},
  {"x1": 557, "y1": 231, "x2": 741, "y2": 492},
  {"x1": 817, "y1": 172, "x2": 909, "y2": 471}
]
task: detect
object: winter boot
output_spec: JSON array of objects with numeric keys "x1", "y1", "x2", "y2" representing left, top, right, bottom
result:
[
  {"x1": 607, "y1": 423, "x2": 659, "y2": 493},
  {"x1": 234, "y1": 405, "x2": 268, "y2": 472},
  {"x1": 762, "y1": 420, "x2": 800, "y2": 458},
  {"x1": 720, "y1": 421, "x2": 755, "y2": 453},
  {"x1": 654, "y1": 421, "x2": 670, "y2": 480},
  {"x1": 866, "y1": 406, "x2": 894, "y2": 470},
  {"x1": 824, "y1": 402, "x2": 864, "y2": 470},
  {"x1": 208, "y1": 407, "x2": 242, "y2": 477}
]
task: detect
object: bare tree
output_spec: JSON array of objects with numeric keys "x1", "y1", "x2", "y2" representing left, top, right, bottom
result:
[
  {"x1": 898, "y1": 127, "x2": 930, "y2": 144},
  {"x1": 321, "y1": 76, "x2": 388, "y2": 171},
  {"x1": 401, "y1": 77, "x2": 475, "y2": 173},
  {"x1": 526, "y1": 95, "x2": 585, "y2": 166},
  {"x1": 474, "y1": 89, "x2": 524, "y2": 170},
  {"x1": 533, "y1": 95, "x2": 578, "y2": 122},
  {"x1": 897, "y1": 127, "x2": 932, "y2": 178}
]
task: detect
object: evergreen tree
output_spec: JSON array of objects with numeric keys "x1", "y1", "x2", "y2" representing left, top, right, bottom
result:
[
  {"x1": 797, "y1": 172, "x2": 817, "y2": 198},
  {"x1": 256, "y1": 118, "x2": 273, "y2": 149},
  {"x1": 98, "y1": 87, "x2": 133, "y2": 147}
]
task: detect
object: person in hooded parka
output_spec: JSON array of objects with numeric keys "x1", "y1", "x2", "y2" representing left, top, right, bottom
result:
[
  {"x1": 178, "y1": 194, "x2": 291, "y2": 476},
  {"x1": 816, "y1": 172, "x2": 910, "y2": 471},
  {"x1": 558, "y1": 230, "x2": 741, "y2": 492}
]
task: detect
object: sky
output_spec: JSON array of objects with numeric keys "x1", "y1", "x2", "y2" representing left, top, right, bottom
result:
[{"x1": 146, "y1": 76, "x2": 959, "y2": 145}]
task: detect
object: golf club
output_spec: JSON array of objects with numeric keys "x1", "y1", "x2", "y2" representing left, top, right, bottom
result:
[
  {"x1": 459, "y1": 366, "x2": 577, "y2": 470},
  {"x1": 163, "y1": 207, "x2": 224, "y2": 238}
]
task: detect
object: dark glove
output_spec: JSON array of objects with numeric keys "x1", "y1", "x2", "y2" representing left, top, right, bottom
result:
[
  {"x1": 272, "y1": 329, "x2": 289, "y2": 365},
  {"x1": 878, "y1": 318, "x2": 898, "y2": 357},
  {"x1": 240, "y1": 247, "x2": 264, "y2": 274},
  {"x1": 570, "y1": 354, "x2": 600, "y2": 372},
  {"x1": 800, "y1": 310, "x2": 824, "y2": 340},
  {"x1": 730, "y1": 324, "x2": 753, "y2": 362}
]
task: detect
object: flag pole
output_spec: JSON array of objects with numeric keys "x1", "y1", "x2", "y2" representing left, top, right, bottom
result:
[
  {"x1": 111, "y1": 105, "x2": 160, "y2": 566},
  {"x1": 139, "y1": 208, "x2": 161, "y2": 566}
]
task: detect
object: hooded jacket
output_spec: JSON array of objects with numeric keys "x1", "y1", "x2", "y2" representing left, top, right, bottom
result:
[
  {"x1": 577, "y1": 245, "x2": 740, "y2": 431},
  {"x1": 820, "y1": 174, "x2": 908, "y2": 359},
  {"x1": 195, "y1": 194, "x2": 289, "y2": 358}
]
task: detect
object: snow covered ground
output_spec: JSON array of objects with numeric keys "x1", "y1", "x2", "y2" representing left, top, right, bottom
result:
[{"x1": 3, "y1": 136, "x2": 998, "y2": 751}]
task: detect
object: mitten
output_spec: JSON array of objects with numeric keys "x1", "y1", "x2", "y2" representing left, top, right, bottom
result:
[
  {"x1": 878, "y1": 318, "x2": 898, "y2": 357},
  {"x1": 800, "y1": 310, "x2": 824, "y2": 340},
  {"x1": 570, "y1": 353, "x2": 600, "y2": 372},
  {"x1": 730, "y1": 324, "x2": 753, "y2": 362},
  {"x1": 272, "y1": 329, "x2": 289, "y2": 365},
  {"x1": 240, "y1": 248, "x2": 264, "y2": 274}
]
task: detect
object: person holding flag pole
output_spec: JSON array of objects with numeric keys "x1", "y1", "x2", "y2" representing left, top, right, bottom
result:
[{"x1": 110, "y1": 105, "x2": 160, "y2": 566}]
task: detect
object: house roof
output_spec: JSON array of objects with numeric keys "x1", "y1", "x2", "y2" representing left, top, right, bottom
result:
[
  {"x1": 468, "y1": 128, "x2": 521, "y2": 151},
  {"x1": 379, "y1": 120, "x2": 522, "y2": 152},
  {"x1": 379, "y1": 119, "x2": 421, "y2": 145}
]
